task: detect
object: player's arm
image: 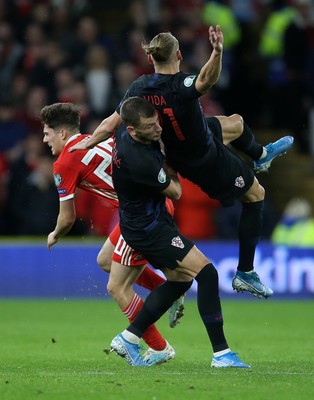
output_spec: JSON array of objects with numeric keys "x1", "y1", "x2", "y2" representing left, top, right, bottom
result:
[
  {"x1": 195, "y1": 25, "x2": 223, "y2": 94},
  {"x1": 69, "y1": 112, "x2": 122, "y2": 151},
  {"x1": 47, "y1": 199, "x2": 76, "y2": 250},
  {"x1": 162, "y1": 162, "x2": 182, "y2": 200}
]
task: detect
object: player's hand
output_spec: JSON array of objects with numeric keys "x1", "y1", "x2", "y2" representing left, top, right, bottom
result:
[
  {"x1": 47, "y1": 232, "x2": 58, "y2": 250},
  {"x1": 208, "y1": 25, "x2": 223, "y2": 53},
  {"x1": 68, "y1": 137, "x2": 90, "y2": 152}
]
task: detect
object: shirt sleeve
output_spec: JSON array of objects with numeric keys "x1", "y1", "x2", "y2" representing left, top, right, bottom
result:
[
  {"x1": 177, "y1": 73, "x2": 202, "y2": 101},
  {"x1": 53, "y1": 160, "x2": 81, "y2": 202}
]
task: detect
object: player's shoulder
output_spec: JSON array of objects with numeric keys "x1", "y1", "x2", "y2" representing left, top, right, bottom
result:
[{"x1": 177, "y1": 72, "x2": 198, "y2": 87}]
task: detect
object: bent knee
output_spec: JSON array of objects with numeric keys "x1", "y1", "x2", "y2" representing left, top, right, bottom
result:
[
  {"x1": 97, "y1": 251, "x2": 111, "y2": 273},
  {"x1": 107, "y1": 280, "x2": 120, "y2": 298},
  {"x1": 230, "y1": 113, "x2": 243, "y2": 133}
]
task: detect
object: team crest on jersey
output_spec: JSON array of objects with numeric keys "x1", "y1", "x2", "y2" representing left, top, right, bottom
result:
[
  {"x1": 158, "y1": 168, "x2": 166, "y2": 183},
  {"x1": 171, "y1": 236, "x2": 185, "y2": 249},
  {"x1": 54, "y1": 174, "x2": 62, "y2": 187},
  {"x1": 184, "y1": 75, "x2": 196, "y2": 87},
  {"x1": 234, "y1": 176, "x2": 245, "y2": 188}
]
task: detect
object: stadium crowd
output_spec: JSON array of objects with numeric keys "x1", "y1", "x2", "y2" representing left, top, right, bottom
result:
[{"x1": 0, "y1": 0, "x2": 314, "y2": 238}]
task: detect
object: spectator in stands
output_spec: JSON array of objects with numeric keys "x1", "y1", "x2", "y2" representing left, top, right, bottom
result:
[
  {"x1": 0, "y1": 95, "x2": 27, "y2": 163},
  {"x1": 0, "y1": 152, "x2": 8, "y2": 233},
  {"x1": 271, "y1": 197, "x2": 314, "y2": 247},
  {"x1": 15, "y1": 86, "x2": 49, "y2": 135},
  {"x1": 85, "y1": 44, "x2": 112, "y2": 116},
  {"x1": 0, "y1": 21, "x2": 24, "y2": 93},
  {"x1": 8, "y1": 154, "x2": 59, "y2": 235}
]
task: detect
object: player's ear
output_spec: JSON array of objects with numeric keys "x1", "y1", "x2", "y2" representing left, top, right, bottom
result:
[
  {"x1": 126, "y1": 126, "x2": 136, "y2": 138},
  {"x1": 177, "y1": 50, "x2": 183, "y2": 61},
  {"x1": 59, "y1": 128, "x2": 68, "y2": 140},
  {"x1": 147, "y1": 54, "x2": 153, "y2": 64}
]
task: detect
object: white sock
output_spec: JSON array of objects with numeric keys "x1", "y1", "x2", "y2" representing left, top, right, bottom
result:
[
  {"x1": 260, "y1": 147, "x2": 267, "y2": 159},
  {"x1": 214, "y1": 348, "x2": 231, "y2": 357},
  {"x1": 245, "y1": 270, "x2": 254, "y2": 274},
  {"x1": 121, "y1": 330, "x2": 140, "y2": 344}
]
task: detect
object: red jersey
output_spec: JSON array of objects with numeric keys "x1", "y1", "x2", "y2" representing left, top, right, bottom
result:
[{"x1": 53, "y1": 134, "x2": 118, "y2": 208}]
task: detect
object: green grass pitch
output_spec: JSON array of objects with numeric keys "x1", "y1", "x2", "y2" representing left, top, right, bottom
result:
[{"x1": 0, "y1": 299, "x2": 313, "y2": 400}]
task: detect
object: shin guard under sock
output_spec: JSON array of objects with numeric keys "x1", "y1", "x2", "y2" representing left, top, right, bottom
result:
[
  {"x1": 195, "y1": 264, "x2": 228, "y2": 352},
  {"x1": 123, "y1": 293, "x2": 166, "y2": 350},
  {"x1": 238, "y1": 200, "x2": 264, "y2": 272},
  {"x1": 232, "y1": 122, "x2": 263, "y2": 160}
]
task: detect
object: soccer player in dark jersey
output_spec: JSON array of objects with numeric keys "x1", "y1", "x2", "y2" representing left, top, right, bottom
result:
[
  {"x1": 70, "y1": 25, "x2": 294, "y2": 299},
  {"x1": 40, "y1": 102, "x2": 183, "y2": 366},
  {"x1": 109, "y1": 96, "x2": 250, "y2": 368}
]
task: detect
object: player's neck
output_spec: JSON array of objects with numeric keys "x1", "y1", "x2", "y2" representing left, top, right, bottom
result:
[{"x1": 154, "y1": 64, "x2": 179, "y2": 75}]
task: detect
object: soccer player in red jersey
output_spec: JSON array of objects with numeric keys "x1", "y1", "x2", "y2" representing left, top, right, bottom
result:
[{"x1": 40, "y1": 102, "x2": 181, "y2": 365}]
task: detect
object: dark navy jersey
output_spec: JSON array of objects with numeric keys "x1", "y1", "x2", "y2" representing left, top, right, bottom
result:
[
  {"x1": 112, "y1": 126, "x2": 171, "y2": 233},
  {"x1": 117, "y1": 73, "x2": 213, "y2": 162}
]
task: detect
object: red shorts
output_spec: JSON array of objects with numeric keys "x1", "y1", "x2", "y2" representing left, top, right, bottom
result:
[{"x1": 111, "y1": 198, "x2": 174, "y2": 266}]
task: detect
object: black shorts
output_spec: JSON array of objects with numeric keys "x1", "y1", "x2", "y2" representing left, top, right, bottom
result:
[
  {"x1": 121, "y1": 214, "x2": 194, "y2": 270},
  {"x1": 169, "y1": 117, "x2": 255, "y2": 207}
]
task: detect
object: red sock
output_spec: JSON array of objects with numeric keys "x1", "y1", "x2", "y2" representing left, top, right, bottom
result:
[
  {"x1": 135, "y1": 265, "x2": 166, "y2": 291},
  {"x1": 123, "y1": 293, "x2": 166, "y2": 350}
]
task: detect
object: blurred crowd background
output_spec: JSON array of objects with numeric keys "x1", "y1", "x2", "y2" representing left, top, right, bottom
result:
[{"x1": 1, "y1": 0, "x2": 314, "y2": 244}]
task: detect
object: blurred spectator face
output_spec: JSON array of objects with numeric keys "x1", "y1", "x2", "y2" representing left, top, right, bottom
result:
[
  {"x1": 24, "y1": 23, "x2": 45, "y2": 46},
  {"x1": 0, "y1": 103, "x2": 14, "y2": 121},
  {"x1": 32, "y1": 2, "x2": 50, "y2": 25},
  {"x1": 115, "y1": 61, "x2": 137, "y2": 87},
  {"x1": 77, "y1": 16, "x2": 98, "y2": 44},
  {"x1": 12, "y1": 73, "x2": 29, "y2": 99},
  {"x1": 25, "y1": 86, "x2": 48, "y2": 115},
  {"x1": 54, "y1": 67, "x2": 76, "y2": 102},
  {"x1": 86, "y1": 44, "x2": 110, "y2": 69},
  {"x1": 24, "y1": 133, "x2": 46, "y2": 160},
  {"x1": 71, "y1": 81, "x2": 88, "y2": 104},
  {"x1": 0, "y1": 21, "x2": 13, "y2": 45},
  {"x1": 44, "y1": 41, "x2": 67, "y2": 68},
  {"x1": 128, "y1": 0, "x2": 148, "y2": 29}
]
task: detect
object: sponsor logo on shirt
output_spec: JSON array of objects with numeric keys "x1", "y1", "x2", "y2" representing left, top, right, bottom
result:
[
  {"x1": 171, "y1": 236, "x2": 185, "y2": 249},
  {"x1": 184, "y1": 75, "x2": 196, "y2": 87},
  {"x1": 58, "y1": 188, "x2": 67, "y2": 195},
  {"x1": 158, "y1": 168, "x2": 166, "y2": 183},
  {"x1": 234, "y1": 176, "x2": 245, "y2": 188},
  {"x1": 54, "y1": 174, "x2": 62, "y2": 187}
]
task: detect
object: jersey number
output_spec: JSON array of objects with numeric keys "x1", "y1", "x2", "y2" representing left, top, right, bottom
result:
[
  {"x1": 80, "y1": 141, "x2": 113, "y2": 187},
  {"x1": 163, "y1": 108, "x2": 185, "y2": 141}
]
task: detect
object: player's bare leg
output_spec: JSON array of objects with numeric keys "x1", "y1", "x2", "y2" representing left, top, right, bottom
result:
[{"x1": 107, "y1": 261, "x2": 175, "y2": 365}]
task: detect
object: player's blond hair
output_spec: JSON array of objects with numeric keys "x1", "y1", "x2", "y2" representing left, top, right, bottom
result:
[{"x1": 142, "y1": 32, "x2": 179, "y2": 64}]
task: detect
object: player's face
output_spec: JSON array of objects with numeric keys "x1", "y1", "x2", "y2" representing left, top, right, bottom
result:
[
  {"x1": 132, "y1": 113, "x2": 162, "y2": 144},
  {"x1": 43, "y1": 124, "x2": 64, "y2": 156}
]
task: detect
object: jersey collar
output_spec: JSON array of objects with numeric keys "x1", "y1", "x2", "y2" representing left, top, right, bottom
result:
[{"x1": 65, "y1": 133, "x2": 82, "y2": 146}]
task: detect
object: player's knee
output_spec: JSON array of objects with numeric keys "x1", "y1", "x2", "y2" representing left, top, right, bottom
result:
[
  {"x1": 195, "y1": 263, "x2": 218, "y2": 283},
  {"x1": 97, "y1": 251, "x2": 111, "y2": 273},
  {"x1": 107, "y1": 279, "x2": 119, "y2": 298},
  {"x1": 231, "y1": 113, "x2": 243, "y2": 135}
]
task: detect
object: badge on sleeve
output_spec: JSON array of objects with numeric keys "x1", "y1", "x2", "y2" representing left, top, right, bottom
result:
[
  {"x1": 184, "y1": 75, "x2": 196, "y2": 87},
  {"x1": 158, "y1": 168, "x2": 166, "y2": 183},
  {"x1": 54, "y1": 174, "x2": 62, "y2": 187}
]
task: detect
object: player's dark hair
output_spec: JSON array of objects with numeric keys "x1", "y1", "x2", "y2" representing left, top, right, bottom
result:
[
  {"x1": 40, "y1": 103, "x2": 80, "y2": 131},
  {"x1": 142, "y1": 32, "x2": 179, "y2": 63},
  {"x1": 120, "y1": 97, "x2": 156, "y2": 127}
]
